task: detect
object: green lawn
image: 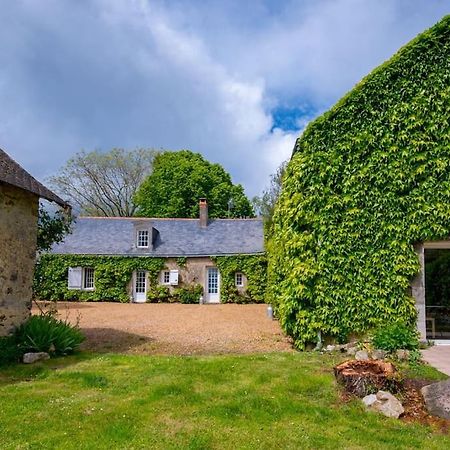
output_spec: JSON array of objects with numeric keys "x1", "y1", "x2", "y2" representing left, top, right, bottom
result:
[{"x1": 0, "y1": 352, "x2": 449, "y2": 450}]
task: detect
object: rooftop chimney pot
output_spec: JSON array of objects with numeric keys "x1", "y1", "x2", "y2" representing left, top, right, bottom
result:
[{"x1": 199, "y1": 198, "x2": 208, "y2": 227}]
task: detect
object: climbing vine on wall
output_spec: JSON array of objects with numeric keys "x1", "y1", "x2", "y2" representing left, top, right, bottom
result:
[
  {"x1": 212, "y1": 255, "x2": 267, "y2": 303},
  {"x1": 268, "y1": 16, "x2": 450, "y2": 348},
  {"x1": 34, "y1": 254, "x2": 165, "y2": 302}
]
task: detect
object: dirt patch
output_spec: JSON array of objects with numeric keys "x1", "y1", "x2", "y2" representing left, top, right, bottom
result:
[
  {"x1": 33, "y1": 301, "x2": 293, "y2": 355},
  {"x1": 400, "y1": 380, "x2": 450, "y2": 433}
]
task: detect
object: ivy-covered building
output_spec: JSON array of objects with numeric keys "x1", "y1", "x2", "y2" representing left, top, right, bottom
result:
[
  {"x1": 268, "y1": 16, "x2": 450, "y2": 348},
  {"x1": 36, "y1": 199, "x2": 266, "y2": 304}
]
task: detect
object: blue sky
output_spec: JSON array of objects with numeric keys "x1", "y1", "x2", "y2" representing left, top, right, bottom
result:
[{"x1": 0, "y1": 1, "x2": 448, "y2": 197}]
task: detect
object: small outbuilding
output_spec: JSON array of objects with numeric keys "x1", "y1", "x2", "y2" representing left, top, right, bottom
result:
[{"x1": 0, "y1": 148, "x2": 67, "y2": 335}]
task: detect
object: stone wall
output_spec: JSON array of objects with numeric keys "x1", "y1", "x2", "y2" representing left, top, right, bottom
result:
[{"x1": 0, "y1": 183, "x2": 39, "y2": 336}]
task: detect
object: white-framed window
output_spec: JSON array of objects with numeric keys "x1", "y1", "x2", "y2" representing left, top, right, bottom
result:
[
  {"x1": 161, "y1": 270, "x2": 170, "y2": 285},
  {"x1": 83, "y1": 267, "x2": 95, "y2": 290},
  {"x1": 235, "y1": 272, "x2": 244, "y2": 287},
  {"x1": 68, "y1": 267, "x2": 95, "y2": 290},
  {"x1": 137, "y1": 230, "x2": 149, "y2": 248},
  {"x1": 160, "y1": 270, "x2": 179, "y2": 285}
]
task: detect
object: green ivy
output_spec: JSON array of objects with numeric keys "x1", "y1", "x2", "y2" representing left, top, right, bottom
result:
[
  {"x1": 212, "y1": 255, "x2": 267, "y2": 303},
  {"x1": 268, "y1": 16, "x2": 450, "y2": 348},
  {"x1": 176, "y1": 257, "x2": 187, "y2": 268},
  {"x1": 34, "y1": 254, "x2": 165, "y2": 302},
  {"x1": 34, "y1": 254, "x2": 267, "y2": 304}
]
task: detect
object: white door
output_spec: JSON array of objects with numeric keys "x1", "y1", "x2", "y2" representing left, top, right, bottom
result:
[
  {"x1": 205, "y1": 267, "x2": 220, "y2": 303},
  {"x1": 134, "y1": 270, "x2": 147, "y2": 303}
]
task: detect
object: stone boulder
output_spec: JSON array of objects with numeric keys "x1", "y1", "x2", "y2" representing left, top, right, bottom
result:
[
  {"x1": 355, "y1": 350, "x2": 369, "y2": 361},
  {"x1": 23, "y1": 352, "x2": 50, "y2": 364},
  {"x1": 421, "y1": 379, "x2": 450, "y2": 419},
  {"x1": 362, "y1": 390, "x2": 404, "y2": 418}
]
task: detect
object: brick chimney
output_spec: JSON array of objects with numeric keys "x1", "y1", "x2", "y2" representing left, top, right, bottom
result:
[{"x1": 199, "y1": 198, "x2": 208, "y2": 227}]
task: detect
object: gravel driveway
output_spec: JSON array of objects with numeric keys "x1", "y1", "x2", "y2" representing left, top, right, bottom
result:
[{"x1": 35, "y1": 302, "x2": 293, "y2": 355}]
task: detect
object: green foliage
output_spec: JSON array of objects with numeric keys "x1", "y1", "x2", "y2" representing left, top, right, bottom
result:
[
  {"x1": 34, "y1": 254, "x2": 165, "y2": 302},
  {"x1": 268, "y1": 16, "x2": 450, "y2": 348},
  {"x1": 15, "y1": 312, "x2": 85, "y2": 356},
  {"x1": 174, "y1": 284, "x2": 203, "y2": 304},
  {"x1": 372, "y1": 323, "x2": 419, "y2": 353},
  {"x1": 134, "y1": 150, "x2": 254, "y2": 218},
  {"x1": 0, "y1": 336, "x2": 22, "y2": 366},
  {"x1": 147, "y1": 285, "x2": 171, "y2": 302},
  {"x1": 37, "y1": 204, "x2": 73, "y2": 253},
  {"x1": 176, "y1": 257, "x2": 187, "y2": 268},
  {"x1": 252, "y1": 160, "x2": 287, "y2": 235},
  {"x1": 213, "y1": 255, "x2": 267, "y2": 303}
]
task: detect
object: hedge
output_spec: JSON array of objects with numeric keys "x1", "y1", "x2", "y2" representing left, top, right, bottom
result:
[{"x1": 267, "y1": 15, "x2": 450, "y2": 348}]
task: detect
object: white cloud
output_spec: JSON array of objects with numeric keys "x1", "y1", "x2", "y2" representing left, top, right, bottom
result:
[{"x1": 0, "y1": 0, "x2": 447, "y2": 197}]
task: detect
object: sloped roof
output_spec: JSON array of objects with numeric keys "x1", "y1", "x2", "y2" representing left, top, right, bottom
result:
[
  {"x1": 52, "y1": 217, "x2": 265, "y2": 257},
  {"x1": 0, "y1": 148, "x2": 67, "y2": 206}
]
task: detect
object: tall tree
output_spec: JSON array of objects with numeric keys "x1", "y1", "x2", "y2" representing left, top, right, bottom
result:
[
  {"x1": 37, "y1": 203, "x2": 73, "y2": 253},
  {"x1": 49, "y1": 148, "x2": 157, "y2": 216},
  {"x1": 134, "y1": 150, "x2": 254, "y2": 218},
  {"x1": 252, "y1": 160, "x2": 287, "y2": 231}
]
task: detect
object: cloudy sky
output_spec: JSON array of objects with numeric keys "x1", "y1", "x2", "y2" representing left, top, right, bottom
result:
[{"x1": 0, "y1": 1, "x2": 448, "y2": 197}]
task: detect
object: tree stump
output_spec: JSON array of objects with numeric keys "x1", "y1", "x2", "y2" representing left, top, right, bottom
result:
[{"x1": 334, "y1": 360, "x2": 402, "y2": 397}]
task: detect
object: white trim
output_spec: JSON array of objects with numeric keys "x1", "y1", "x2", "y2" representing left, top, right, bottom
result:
[
  {"x1": 160, "y1": 270, "x2": 171, "y2": 285},
  {"x1": 429, "y1": 340, "x2": 450, "y2": 346},
  {"x1": 137, "y1": 229, "x2": 149, "y2": 248},
  {"x1": 235, "y1": 272, "x2": 244, "y2": 287},
  {"x1": 133, "y1": 270, "x2": 147, "y2": 303},
  {"x1": 205, "y1": 267, "x2": 220, "y2": 303}
]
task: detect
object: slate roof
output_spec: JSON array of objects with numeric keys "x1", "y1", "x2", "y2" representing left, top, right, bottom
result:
[
  {"x1": 52, "y1": 217, "x2": 265, "y2": 257},
  {"x1": 0, "y1": 148, "x2": 67, "y2": 206}
]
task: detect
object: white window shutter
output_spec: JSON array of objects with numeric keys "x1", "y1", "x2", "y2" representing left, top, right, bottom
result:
[
  {"x1": 68, "y1": 267, "x2": 83, "y2": 289},
  {"x1": 169, "y1": 270, "x2": 179, "y2": 286}
]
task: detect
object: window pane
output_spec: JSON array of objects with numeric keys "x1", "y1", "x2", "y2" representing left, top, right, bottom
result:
[
  {"x1": 84, "y1": 268, "x2": 94, "y2": 289},
  {"x1": 136, "y1": 271, "x2": 146, "y2": 293},
  {"x1": 137, "y1": 230, "x2": 149, "y2": 247}
]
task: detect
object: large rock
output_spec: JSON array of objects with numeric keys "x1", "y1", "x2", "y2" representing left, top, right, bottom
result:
[
  {"x1": 421, "y1": 379, "x2": 450, "y2": 419},
  {"x1": 355, "y1": 350, "x2": 369, "y2": 361},
  {"x1": 23, "y1": 352, "x2": 50, "y2": 364},
  {"x1": 362, "y1": 390, "x2": 404, "y2": 418}
]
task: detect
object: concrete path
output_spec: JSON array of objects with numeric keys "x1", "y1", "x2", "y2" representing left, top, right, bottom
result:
[{"x1": 422, "y1": 345, "x2": 450, "y2": 376}]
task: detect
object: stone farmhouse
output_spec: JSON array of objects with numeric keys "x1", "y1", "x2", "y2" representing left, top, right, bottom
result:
[
  {"x1": 0, "y1": 148, "x2": 67, "y2": 336},
  {"x1": 38, "y1": 199, "x2": 266, "y2": 304}
]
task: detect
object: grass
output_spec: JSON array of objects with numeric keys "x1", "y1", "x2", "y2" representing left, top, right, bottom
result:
[{"x1": 0, "y1": 352, "x2": 449, "y2": 449}]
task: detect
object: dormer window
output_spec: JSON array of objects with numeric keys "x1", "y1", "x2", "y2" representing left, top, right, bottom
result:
[{"x1": 137, "y1": 230, "x2": 149, "y2": 248}]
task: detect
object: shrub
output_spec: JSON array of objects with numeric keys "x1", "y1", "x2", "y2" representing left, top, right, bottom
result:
[
  {"x1": 15, "y1": 312, "x2": 85, "y2": 356},
  {"x1": 372, "y1": 322, "x2": 419, "y2": 353},
  {"x1": 147, "y1": 285, "x2": 171, "y2": 302},
  {"x1": 174, "y1": 284, "x2": 203, "y2": 304},
  {"x1": 0, "y1": 336, "x2": 22, "y2": 366}
]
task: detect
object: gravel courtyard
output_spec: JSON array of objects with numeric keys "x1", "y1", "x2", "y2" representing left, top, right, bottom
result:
[{"x1": 35, "y1": 302, "x2": 293, "y2": 355}]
